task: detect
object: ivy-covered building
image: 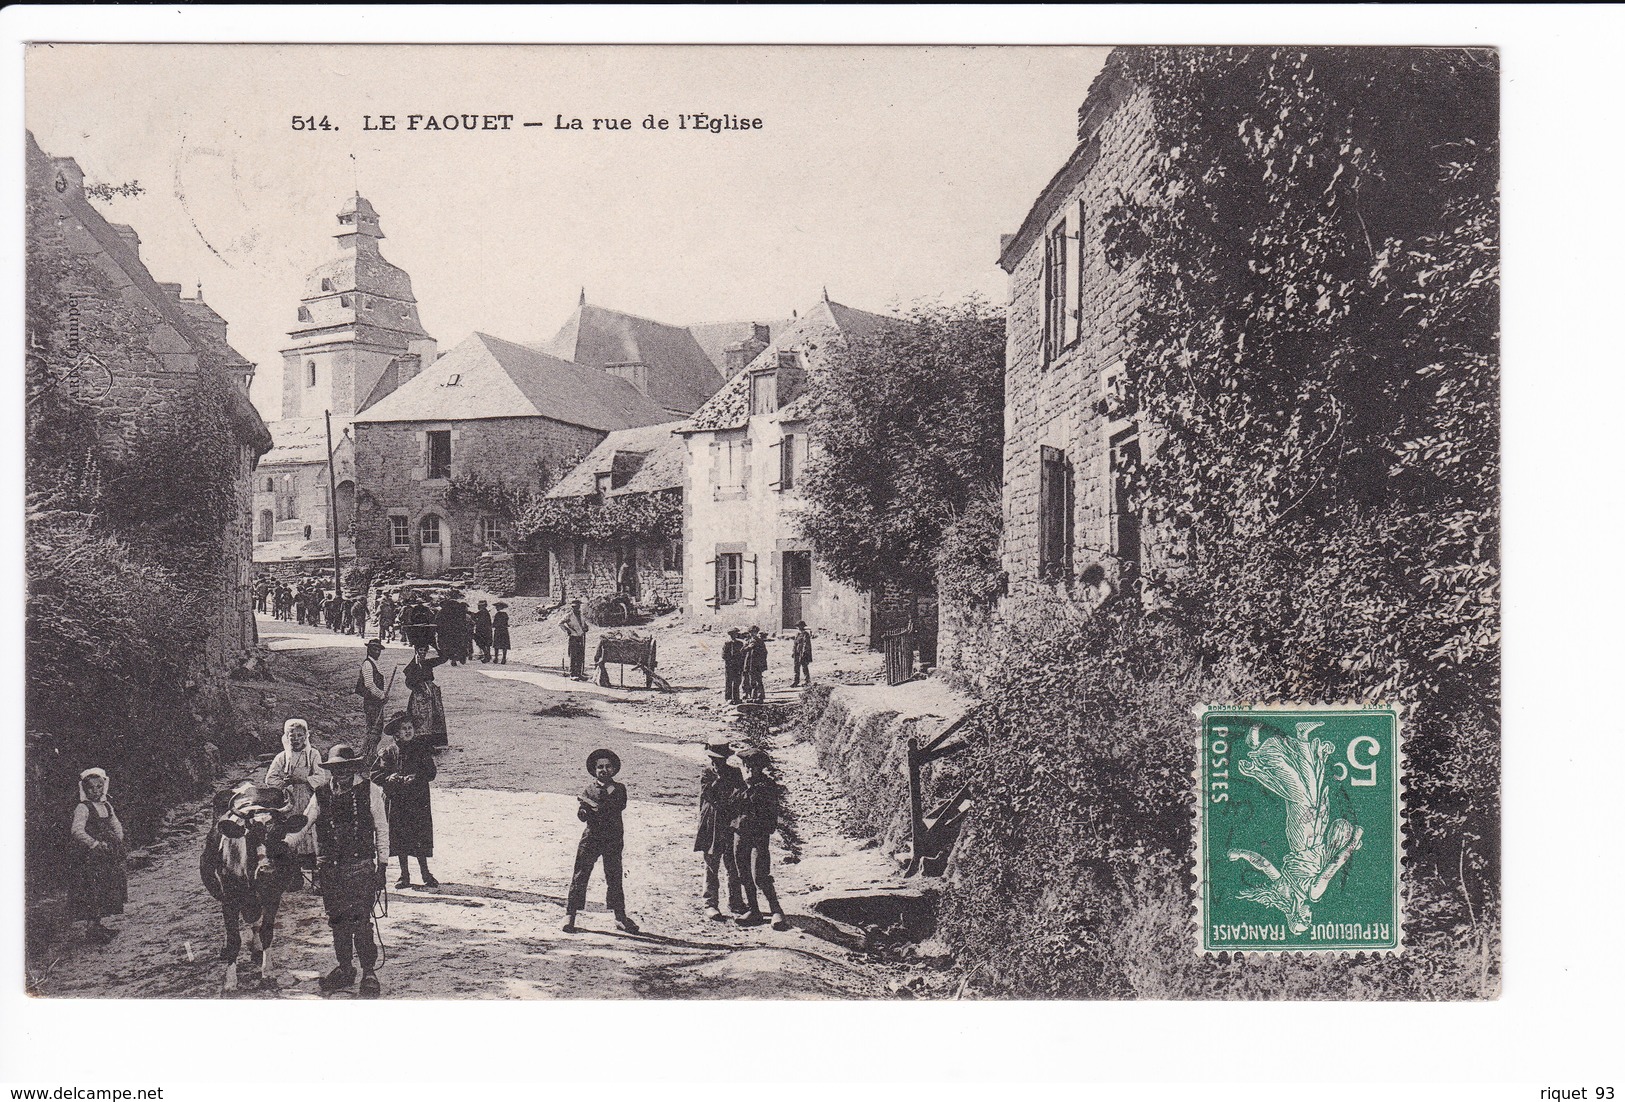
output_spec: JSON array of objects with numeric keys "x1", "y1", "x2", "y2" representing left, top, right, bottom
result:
[{"x1": 529, "y1": 421, "x2": 688, "y2": 607}]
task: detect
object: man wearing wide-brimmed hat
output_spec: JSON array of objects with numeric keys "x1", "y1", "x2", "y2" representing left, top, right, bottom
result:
[
  {"x1": 563, "y1": 749, "x2": 639, "y2": 934},
  {"x1": 695, "y1": 734, "x2": 746, "y2": 920},
  {"x1": 562, "y1": 598, "x2": 589, "y2": 680},
  {"x1": 313, "y1": 743, "x2": 389, "y2": 998}
]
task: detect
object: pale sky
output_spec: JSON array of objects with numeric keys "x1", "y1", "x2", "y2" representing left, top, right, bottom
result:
[{"x1": 26, "y1": 44, "x2": 1106, "y2": 420}]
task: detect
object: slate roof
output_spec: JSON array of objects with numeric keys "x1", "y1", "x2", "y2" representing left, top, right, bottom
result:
[
  {"x1": 28, "y1": 133, "x2": 272, "y2": 457},
  {"x1": 352, "y1": 331, "x2": 670, "y2": 432},
  {"x1": 541, "y1": 303, "x2": 730, "y2": 415},
  {"x1": 679, "y1": 297, "x2": 909, "y2": 434},
  {"x1": 685, "y1": 319, "x2": 792, "y2": 373},
  {"x1": 545, "y1": 421, "x2": 687, "y2": 500},
  {"x1": 260, "y1": 417, "x2": 351, "y2": 467}
]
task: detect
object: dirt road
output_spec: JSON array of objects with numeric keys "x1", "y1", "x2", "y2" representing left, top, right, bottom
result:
[{"x1": 32, "y1": 616, "x2": 907, "y2": 1000}]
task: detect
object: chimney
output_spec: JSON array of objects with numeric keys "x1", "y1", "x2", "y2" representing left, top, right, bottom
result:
[
  {"x1": 157, "y1": 281, "x2": 183, "y2": 300},
  {"x1": 721, "y1": 324, "x2": 772, "y2": 380},
  {"x1": 111, "y1": 224, "x2": 143, "y2": 259}
]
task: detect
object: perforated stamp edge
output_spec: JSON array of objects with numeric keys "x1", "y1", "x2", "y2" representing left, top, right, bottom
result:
[{"x1": 1190, "y1": 702, "x2": 1408, "y2": 958}]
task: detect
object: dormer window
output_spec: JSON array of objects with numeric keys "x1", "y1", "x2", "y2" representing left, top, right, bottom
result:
[
  {"x1": 321, "y1": 278, "x2": 335, "y2": 292},
  {"x1": 441, "y1": 372, "x2": 461, "y2": 387},
  {"x1": 777, "y1": 350, "x2": 799, "y2": 369},
  {"x1": 750, "y1": 370, "x2": 778, "y2": 416}
]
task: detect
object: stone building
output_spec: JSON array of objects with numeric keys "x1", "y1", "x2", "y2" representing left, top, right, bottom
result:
[
  {"x1": 996, "y1": 68, "x2": 1152, "y2": 607},
  {"x1": 253, "y1": 194, "x2": 438, "y2": 573},
  {"x1": 27, "y1": 132, "x2": 273, "y2": 668},
  {"x1": 678, "y1": 293, "x2": 906, "y2": 640},
  {"x1": 537, "y1": 421, "x2": 688, "y2": 606},
  {"x1": 351, "y1": 332, "x2": 671, "y2": 577}
]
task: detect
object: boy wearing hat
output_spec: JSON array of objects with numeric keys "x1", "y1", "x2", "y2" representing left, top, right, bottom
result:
[
  {"x1": 721, "y1": 629, "x2": 745, "y2": 704},
  {"x1": 356, "y1": 640, "x2": 389, "y2": 753},
  {"x1": 791, "y1": 621, "x2": 814, "y2": 687},
  {"x1": 313, "y1": 744, "x2": 390, "y2": 998},
  {"x1": 730, "y1": 749, "x2": 788, "y2": 930},
  {"x1": 564, "y1": 749, "x2": 639, "y2": 933},
  {"x1": 695, "y1": 734, "x2": 746, "y2": 920}
]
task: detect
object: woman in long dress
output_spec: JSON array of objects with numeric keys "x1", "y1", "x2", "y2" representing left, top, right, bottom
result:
[
  {"x1": 265, "y1": 718, "x2": 326, "y2": 882},
  {"x1": 403, "y1": 642, "x2": 449, "y2": 749},
  {"x1": 372, "y1": 711, "x2": 439, "y2": 888},
  {"x1": 69, "y1": 768, "x2": 127, "y2": 943}
]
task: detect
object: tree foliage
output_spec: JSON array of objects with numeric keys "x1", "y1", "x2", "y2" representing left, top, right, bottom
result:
[
  {"x1": 798, "y1": 297, "x2": 1005, "y2": 593},
  {"x1": 518, "y1": 490, "x2": 683, "y2": 544},
  {"x1": 939, "y1": 47, "x2": 1500, "y2": 997}
]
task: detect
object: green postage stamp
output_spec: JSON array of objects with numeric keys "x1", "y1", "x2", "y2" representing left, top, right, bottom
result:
[{"x1": 1196, "y1": 705, "x2": 1402, "y2": 954}]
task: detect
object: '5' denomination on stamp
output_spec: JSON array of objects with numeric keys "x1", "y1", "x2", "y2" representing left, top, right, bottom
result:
[{"x1": 1197, "y1": 706, "x2": 1402, "y2": 954}]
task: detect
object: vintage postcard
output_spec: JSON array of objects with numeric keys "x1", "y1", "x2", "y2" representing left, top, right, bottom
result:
[{"x1": 21, "y1": 41, "x2": 1500, "y2": 1005}]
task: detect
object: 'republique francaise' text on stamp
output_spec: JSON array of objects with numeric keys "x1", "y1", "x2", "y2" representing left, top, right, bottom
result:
[{"x1": 1197, "y1": 705, "x2": 1402, "y2": 954}]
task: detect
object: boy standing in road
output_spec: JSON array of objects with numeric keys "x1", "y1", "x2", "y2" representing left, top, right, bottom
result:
[
  {"x1": 791, "y1": 621, "x2": 814, "y2": 687},
  {"x1": 695, "y1": 734, "x2": 745, "y2": 920},
  {"x1": 564, "y1": 749, "x2": 640, "y2": 934}
]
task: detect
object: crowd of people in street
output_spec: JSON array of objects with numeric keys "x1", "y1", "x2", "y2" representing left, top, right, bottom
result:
[{"x1": 66, "y1": 583, "x2": 817, "y2": 996}]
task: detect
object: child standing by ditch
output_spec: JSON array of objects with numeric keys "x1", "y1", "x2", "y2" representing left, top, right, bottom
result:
[{"x1": 730, "y1": 748, "x2": 787, "y2": 930}]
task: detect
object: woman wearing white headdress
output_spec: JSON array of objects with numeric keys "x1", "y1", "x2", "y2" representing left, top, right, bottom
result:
[
  {"x1": 69, "y1": 768, "x2": 127, "y2": 944},
  {"x1": 266, "y1": 719, "x2": 326, "y2": 879}
]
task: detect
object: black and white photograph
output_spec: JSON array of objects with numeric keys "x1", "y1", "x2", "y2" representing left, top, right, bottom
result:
[{"x1": 4, "y1": 5, "x2": 1621, "y2": 1096}]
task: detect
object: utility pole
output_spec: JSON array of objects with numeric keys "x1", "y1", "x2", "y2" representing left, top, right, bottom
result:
[{"x1": 325, "y1": 410, "x2": 344, "y2": 602}]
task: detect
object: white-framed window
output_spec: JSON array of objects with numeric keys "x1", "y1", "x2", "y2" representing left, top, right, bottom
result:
[
  {"x1": 418, "y1": 514, "x2": 442, "y2": 546},
  {"x1": 389, "y1": 515, "x2": 411, "y2": 547},
  {"x1": 478, "y1": 516, "x2": 503, "y2": 545},
  {"x1": 716, "y1": 553, "x2": 743, "y2": 605}
]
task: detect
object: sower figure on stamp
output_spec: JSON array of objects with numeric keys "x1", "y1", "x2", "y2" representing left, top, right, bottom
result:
[
  {"x1": 564, "y1": 749, "x2": 639, "y2": 934},
  {"x1": 695, "y1": 734, "x2": 746, "y2": 920},
  {"x1": 1227, "y1": 721, "x2": 1364, "y2": 935},
  {"x1": 313, "y1": 744, "x2": 389, "y2": 998}
]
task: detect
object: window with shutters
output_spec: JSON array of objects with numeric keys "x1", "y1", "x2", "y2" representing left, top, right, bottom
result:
[
  {"x1": 1038, "y1": 445, "x2": 1074, "y2": 581},
  {"x1": 1043, "y1": 221, "x2": 1068, "y2": 367},
  {"x1": 1110, "y1": 429, "x2": 1143, "y2": 577},
  {"x1": 426, "y1": 431, "x2": 452, "y2": 480},
  {"x1": 716, "y1": 553, "x2": 743, "y2": 605},
  {"x1": 777, "y1": 433, "x2": 796, "y2": 492},
  {"x1": 1074, "y1": 197, "x2": 1089, "y2": 330}
]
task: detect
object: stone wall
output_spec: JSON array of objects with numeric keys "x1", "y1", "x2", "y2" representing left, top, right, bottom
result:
[
  {"x1": 353, "y1": 415, "x2": 604, "y2": 577},
  {"x1": 1000, "y1": 85, "x2": 1156, "y2": 606},
  {"x1": 551, "y1": 536, "x2": 684, "y2": 609}
]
